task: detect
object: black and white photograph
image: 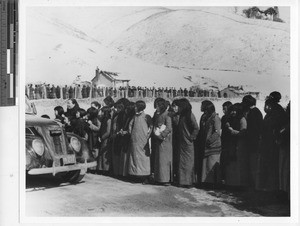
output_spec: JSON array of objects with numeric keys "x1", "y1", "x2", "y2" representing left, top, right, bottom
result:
[{"x1": 0, "y1": 0, "x2": 299, "y2": 225}]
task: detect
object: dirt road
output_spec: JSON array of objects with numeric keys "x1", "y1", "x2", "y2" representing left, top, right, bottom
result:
[{"x1": 26, "y1": 173, "x2": 289, "y2": 217}]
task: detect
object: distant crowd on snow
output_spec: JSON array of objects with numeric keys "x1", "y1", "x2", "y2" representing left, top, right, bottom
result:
[{"x1": 25, "y1": 83, "x2": 256, "y2": 100}]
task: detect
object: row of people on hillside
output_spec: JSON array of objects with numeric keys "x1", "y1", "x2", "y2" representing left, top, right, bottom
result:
[
  {"x1": 50, "y1": 92, "x2": 290, "y2": 198},
  {"x1": 27, "y1": 84, "x2": 233, "y2": 100},
  {"x1": 26, "y1": 84, "x2": 91, "y2": 100}
]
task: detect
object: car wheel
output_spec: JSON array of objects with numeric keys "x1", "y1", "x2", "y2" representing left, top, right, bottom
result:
[{"x1": 62, "y1": 170, "x2": 85, "y2": 183}]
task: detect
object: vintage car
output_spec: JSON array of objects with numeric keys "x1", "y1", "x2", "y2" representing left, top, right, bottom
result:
[{"x1": 25, "y1": 96, "x2": 97, "y2": 183}]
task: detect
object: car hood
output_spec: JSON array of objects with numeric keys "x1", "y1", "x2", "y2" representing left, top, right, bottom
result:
[{"x1": 26, "y1": 114, "x2": 60, "y2": 127}]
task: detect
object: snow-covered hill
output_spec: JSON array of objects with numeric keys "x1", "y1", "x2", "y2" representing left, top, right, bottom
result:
[{"x1": 26, "y1": 6, "x2": 290, "y2": 98}]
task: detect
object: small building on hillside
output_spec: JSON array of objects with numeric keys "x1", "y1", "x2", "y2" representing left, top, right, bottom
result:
[
  {"x1": 91, "y1": 67, "x2": 130, "y2": 88},
  {"x1": 220, "y1": 85, "x2": 260, "y2": 98}
]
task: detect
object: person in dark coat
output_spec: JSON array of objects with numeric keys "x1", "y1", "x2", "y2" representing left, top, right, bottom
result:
[
  {"x1": 68, "y1": 86, "x2": 74, "y2": 98},
  {"x1": 91, "y1": 101, "x2": 102, "y2": 121},
  {"x1": 86, "y1": 85, "x2": 91, "y2": 98},
  {"x1": 97, "y1": 106, "x2": 112, "y2": 174},
  {"x1": 225, "y1": 103, "x2": 249, "y2": 188},
  {"x1": 117, "y1": 101, "x2": 136, "y2": 177},
  {"x1": 278, "y1": 102, "x2": 290, "y2": 200},
  {"x1": 34, "y1": 85, "x2": 40, "y2": 99},
  {"x1": 82, "y1": 85, "x2": 87, "y2": 98},
  {"x1": 242, "y1": 95, "x2": 263, "y2": 189},
  {"x1": 176, "y1": 98, "x2": 199, "y2": 187},
  {"x1": 198, "y1": 100, "x2": 222, "y2": 185},
  {"x1": 46, "y1": 85, "x2": 50, "y2": 99},
  {"x1": 72, "y1": 108, "x2": 89, "y2": 140},
  {"x1": 64, "y1": 98, "x2": 80, "y2": 132},
  {"x1": 257, "y1": 95, "x2": 287, "y2": 191},
  {"x1": 169, "y1": 99, "x2": 180, "y2": 183},
  {"x1": 128, "y1": 100, "x2": 153, "y2": 184},
  {"x1": 91, "y1": 101, "x2": 101, "y2": 110},
  {"x1": 111, "y1": 102, "x2": 126, "y2": 177},
  {"x1": 150, "y1": 98, "x2": 164, "y2": 179},
  {"x1": 86, "y1": 107, "x2": 101, "y2": 158},
  {"x1": 62, "y1": 85, "x2": 67, "y2": 99},
  {"x1": 152, "y1": 98, "x2": 173, "y2": 185},
  {"x1": 115, "y1": 98, "x2": 132, "y2": 177},
  {"x1": 54, "y1": 106, "x2": 66, "y2": 126},
  {"x1": 65, "y1": 98, "x2": 79, "y2": 120},
  {"x1": 56, "y1": 85, "x2": 61, "y2": 99},
  {"x1": 103, "y1": 95, "x2": 115, "y2": 108},
  {"x1": 219, "y1": 101, "x2": 232, "y2": 183},
  {"x1": 50, "y1": 85, "x2": 56, "y2": 99}
]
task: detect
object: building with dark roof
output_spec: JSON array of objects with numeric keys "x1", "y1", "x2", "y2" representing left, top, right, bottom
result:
[
  {"x1": 220, "y1": 85, "x2": 259, "y2": 98},
  {"x1": 91, "y1": 67, "x2": 130, "y2": 88}
]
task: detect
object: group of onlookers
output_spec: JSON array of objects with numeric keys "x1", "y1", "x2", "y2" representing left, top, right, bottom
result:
[
  {"x1": 27, "y1": 84, "x2": 230, "y2": 100},
  {"x1": 26, "y1": 84, "x2": 91, "y2": 100},
  {"x1": 49, "y1": 91, "x2": 290, "y2": 199}
]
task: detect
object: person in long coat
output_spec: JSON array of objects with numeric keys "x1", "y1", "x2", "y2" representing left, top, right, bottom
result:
[
  {"x1": 169, "y1": 99, "x2": 180, "y2": 183},
  {"x1": 68, "y1": 86, "x2": 74, "y2": 99},
  {"x1": 111, "y1": 102, "x2": 126, "y2": 177},
  {"x1": 266, "y1": 92, "x2": 289, "y2": 195},
  {"x1": 97, "y1": 106, "x2": 112, "y2": 174},
  {"x1": 224, "y1": 103, "x2": 249, "y2": 188},
  {"x1": 278, "y1": 102, "x2": 290, "y2": 199},
  {"x1": 150, "y1": 98, "x2": 164, "y2": 179},
  {"x1": 176, "y1": 98, "x2": 199, "y2": 187},
  {"x1": 152, "y1": 98, "x2": 173, "y2": 184},
  {"x1": 62, "y1": 85, "x2": 67, "y2": 99},
  {"x1": 199, "y1": 100, "x2": 222, "y2": 185},
  {"x1": 128, "y1": 100, "x2": 153, "y2": 183},
  {"x1": 220, "y1": 101, "x2": 232, "y2": 183},
  {"x1": 56, "y1": 85, "x2": 61, "y2": 99},
  {"x1": 111, "y1": 98, "x2": 131, "y2": 177},
  {"x1": 257, "y1": 97, "x2": 287, "y2": 191},
  {"x1": 117, "y1": 102, "x2": 136, "y2": 177},
  {"x1": 86, "y1": 107, "x2": 101, "y2": 159},
  {"x1": 242, "y1": 95, "x2": 263, "y2": 189}
]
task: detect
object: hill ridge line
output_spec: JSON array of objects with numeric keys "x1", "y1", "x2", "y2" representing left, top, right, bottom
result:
[{"x1": 196, "y1": 9, "x2": 289, "y2": 33}]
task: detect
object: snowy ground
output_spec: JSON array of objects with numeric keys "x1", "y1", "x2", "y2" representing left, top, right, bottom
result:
[{"x1": 26, "y1": 173, "x2": 290, "y2": 217}]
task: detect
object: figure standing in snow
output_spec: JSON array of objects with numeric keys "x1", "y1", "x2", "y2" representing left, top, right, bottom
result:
[{"x1": 128, "y1": 100, "x2": 153, "y2": 184}]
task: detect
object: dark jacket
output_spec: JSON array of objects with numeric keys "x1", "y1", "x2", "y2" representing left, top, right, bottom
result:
[{"x1": 200, "y1": 112, "x2": 222, "y2": 157}]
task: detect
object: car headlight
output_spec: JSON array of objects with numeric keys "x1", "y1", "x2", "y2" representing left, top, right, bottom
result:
[
  {"x1": 32, "y1": 139, "x2": 45, "y2": 156},
  {"x1": 70, "y1": 137, "x2": 81, "y2": 153}
]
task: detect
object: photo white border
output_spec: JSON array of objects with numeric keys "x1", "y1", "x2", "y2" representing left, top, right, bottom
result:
[{"x1": 14, "y1": 0, "x2": 299, "y2": 225}]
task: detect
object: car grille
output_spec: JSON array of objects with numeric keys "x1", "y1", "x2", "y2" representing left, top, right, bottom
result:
[
  {"x1": 52, "y1": 135, "x2": 63, "y2": 155},
  {"x1": 50, "y1": 129, "x2": 64, "y2": 156}
]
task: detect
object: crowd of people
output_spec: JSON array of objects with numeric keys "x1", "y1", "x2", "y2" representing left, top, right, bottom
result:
[
  {"x1": 47, "y1": 91, "x2": 290, "y2": 199},
  {"x1": 26, "y1": 84, "x2": 223, "y2": 100}
]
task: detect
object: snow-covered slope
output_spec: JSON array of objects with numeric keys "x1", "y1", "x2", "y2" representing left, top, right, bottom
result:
[
  {"x1": 111, "y1": 8, "x2": 289, "y2": 77},
  {"x1": 26, "y1": 6, "x2": 290, "y2": 98}
]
